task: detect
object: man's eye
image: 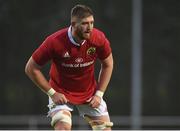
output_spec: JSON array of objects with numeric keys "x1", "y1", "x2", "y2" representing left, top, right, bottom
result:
[{"x1": 82, "y1": 22, "x2": 88, "y2": 25}]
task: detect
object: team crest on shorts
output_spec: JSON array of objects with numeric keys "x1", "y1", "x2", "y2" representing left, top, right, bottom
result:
[{"x1": 87, "y1": 47, "x2": 96, "y2": 55}]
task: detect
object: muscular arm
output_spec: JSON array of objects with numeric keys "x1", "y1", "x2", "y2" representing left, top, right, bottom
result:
[
  {"x1": 25, "y1": 57, "x2": 52, "y2": 92},
  {"x1": 97, "y1": 53, "x2": 113, "y2": 92},
  {"x1": 25, "y1": 57, "x2": 68, "y2": 104},
  {"x1": 88, "y1": 53, "x2": 113, "y2": 108}
]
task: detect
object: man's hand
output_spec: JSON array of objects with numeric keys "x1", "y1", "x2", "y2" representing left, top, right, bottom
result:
[
  {"x1": 87, "y1": 95, "x2": 101, "y2": 108},
  {"x1": 51, "y1": 92, "x2": 69, "y2": 105}
]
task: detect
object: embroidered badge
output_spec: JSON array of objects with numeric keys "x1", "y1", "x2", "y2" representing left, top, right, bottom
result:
[{"x1": 87, "y1": 47, "x2": 96, "y2": 55}]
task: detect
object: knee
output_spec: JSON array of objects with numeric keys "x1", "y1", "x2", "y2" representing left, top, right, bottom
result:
[
  {"x1": 51, "y1": 110, "x2": 72, "y2": 130},
  {"x1": 90, "y1": 120, "x2": 113, "y2": 130},
  {"x1": 54, "y1": 121, "x2": 71, "y2": 130},
  {"x1": 84, "y1": 115, "x2": 113, "y2": 130}
]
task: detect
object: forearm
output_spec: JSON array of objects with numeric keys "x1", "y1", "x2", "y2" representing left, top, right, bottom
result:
[
  {"x1": 88, "y1": 61, "x2": 113, "y2": 108},
  {"x1": 25, "y1": 57, "x2": 53, "y2": 94},
  {"x1": 97, "y1": 64, "x2": 113, "y2": 93},
  {"x1": 27, "y1": 68, "x2": 52, "y2": 92}
]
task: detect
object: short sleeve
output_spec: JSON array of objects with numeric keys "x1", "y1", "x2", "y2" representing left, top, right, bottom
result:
[
  {"x1": 97, "y1": 34, "x2": 112, "y2": 60},
  {"x1": 32, "y1": 36, "x2": 54, "y2": 66}
]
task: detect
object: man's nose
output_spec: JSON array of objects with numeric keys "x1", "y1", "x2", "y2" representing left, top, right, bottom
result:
[{"x1": 88, "y1": 23, "x2": 93, "y2": 30}]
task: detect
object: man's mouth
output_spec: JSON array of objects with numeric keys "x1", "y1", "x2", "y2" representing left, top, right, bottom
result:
[
  {"x1": 84, "y1": 31, "x2": 91, "y2": 34},
  {"x1": 85, "y1": 30, "x2": 91, "y2": 33}
]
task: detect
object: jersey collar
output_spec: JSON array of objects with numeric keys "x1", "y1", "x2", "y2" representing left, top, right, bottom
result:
[{"x1": 68, "y1": 26, "x2": 86, "y2": 46}]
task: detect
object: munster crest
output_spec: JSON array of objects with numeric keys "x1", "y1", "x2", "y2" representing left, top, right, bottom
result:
[{"x1": 87, "y1": 47, "x2": 96, "y2": 55}]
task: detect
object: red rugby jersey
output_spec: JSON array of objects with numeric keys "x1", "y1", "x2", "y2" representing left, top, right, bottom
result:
[{"x1": 32, "y1": 26, "x2": 111, "y2": 104}]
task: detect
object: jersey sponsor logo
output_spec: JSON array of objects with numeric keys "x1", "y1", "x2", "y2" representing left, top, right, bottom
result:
[
  {"x1": 63, "y1": 51, "x2": 70, "y2": 58},
  {"x1": 75, "y1": 57, "x2": 83, "y2": 63},
  {"x1": 61, "y1": 60, "x2": 94, "y2": 68},
  {"x1": 87, "y1": 47, "x2": 96, "y2": 55}
]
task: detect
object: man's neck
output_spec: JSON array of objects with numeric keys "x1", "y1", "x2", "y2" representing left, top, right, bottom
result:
[
  {"x1": 71, "y1": 29, "x2": 84, "y2": 44},
  {"x1": 68, "y1": 26, "x2": 86, "y2": 46}
]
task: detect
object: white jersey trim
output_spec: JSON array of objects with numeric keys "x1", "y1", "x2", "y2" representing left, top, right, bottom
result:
[{"x1": 68, "y1": 26, "x2": 86, "y2": 46}]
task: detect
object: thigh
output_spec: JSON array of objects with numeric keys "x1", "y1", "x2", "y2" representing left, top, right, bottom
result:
[
  {"x1": 47, "y1": 97, "x2": 74, "y2": 129},
  {"x1": 76, "y1": 98, "x2": 109, "y2": 117},
  {"x1": 77, "y1": 99, "x2": 113, "y2": 130},
  {"x1": 47, "y1": 97, "x2": 74, "y2": 116}
]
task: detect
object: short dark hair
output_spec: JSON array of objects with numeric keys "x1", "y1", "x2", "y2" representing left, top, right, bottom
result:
[{"x1": 71, "y1": 4, "x2": 93, "y2": 19}]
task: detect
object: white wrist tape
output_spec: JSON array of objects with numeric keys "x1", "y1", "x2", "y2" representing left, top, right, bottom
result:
[
  {"x1": 95, "y1": 90, "x2": 104, "y2": 98},
  {"x1": 47, "y1": 88, "x2": 56, "y2": 97}
]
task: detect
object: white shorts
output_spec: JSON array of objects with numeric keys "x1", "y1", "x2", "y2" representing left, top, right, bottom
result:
[{"x1": 47, "y1": 97, "x2": 109, "y2": 117}]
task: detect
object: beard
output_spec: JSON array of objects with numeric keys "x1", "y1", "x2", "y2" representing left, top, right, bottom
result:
[{"x1": 76, "y1": 29, "x2": 91, "y2": 40}]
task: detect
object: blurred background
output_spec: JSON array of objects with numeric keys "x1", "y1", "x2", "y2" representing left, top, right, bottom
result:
[{"x1": 0, "y1": 0, "x2": 180, "y2": 130}]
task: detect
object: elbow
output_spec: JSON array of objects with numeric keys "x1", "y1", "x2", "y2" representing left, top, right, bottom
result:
[
  {"x1": 110, "y1": 59, "x2": 114, "y2": 68},
  {"x1": 111, "y1": 63, "x2": 114, "y2": 71},
  {"x1": 107, "y1": 58, "x2": 114, "y2": 69},
  {"x1": 102, "y1": 62, "x2": 113, "y2": 71},
  {"x1": 25, "y1": 57, "x2": 41, "y2": 77},
  {"x1": 109, "y1": 61, "x2": 113, "y2": 72},
  {"x1": 112, "y1": 60, "x2": 114, "y2": 69},
  {"x1": 25, "y1": 63, "x2": 30, "y2": 76},
  {"x1": 102, "y1": 53, "x2": 113, "y2": 70},
  {"x1": 110, "y1": 56, "x2": 114, "y2": 70},
  {"x1": 25, "y1": 57, "x2": 33, "y2": 76}
]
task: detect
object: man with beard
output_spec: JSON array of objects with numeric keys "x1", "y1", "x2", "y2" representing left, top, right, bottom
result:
[{"x1": 25, "y1": 4, "x2": 113, "y2": 130}]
